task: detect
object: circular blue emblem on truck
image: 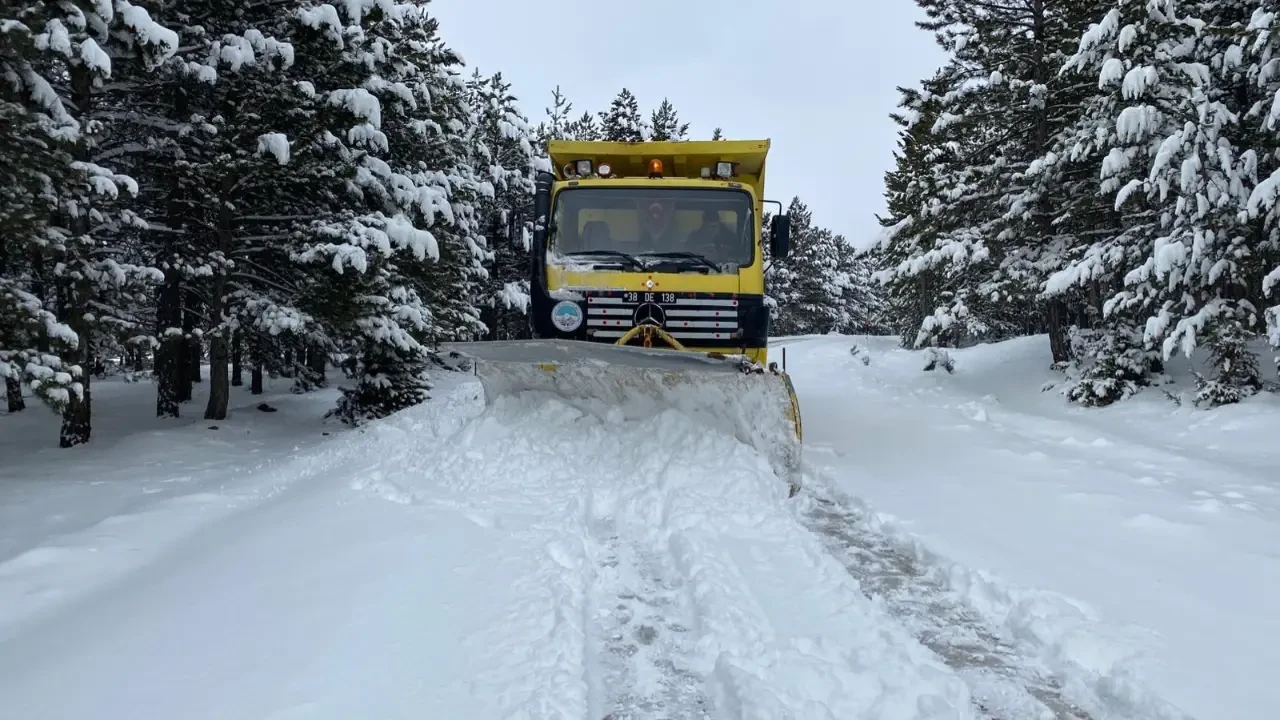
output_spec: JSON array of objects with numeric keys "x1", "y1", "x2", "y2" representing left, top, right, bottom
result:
[{"x1": 551, "y1": 300, "x2": 583, "y2": 332}]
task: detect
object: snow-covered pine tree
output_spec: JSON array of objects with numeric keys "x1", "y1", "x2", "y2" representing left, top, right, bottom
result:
[
  {"x1": 873, "y1": 78, "x2": 956, "y2": 346},
  {"x1": 534, "y1": 85, "x2": 573, "y2": 143},
  {"x1": 4, "y1": 1, "x2": 178, "y2": 444},
  {"x1": 877, "y1": 0, "x2": 1117, "y2": 357},
  {"x1": 1240, "y1": 3, "x2": 1280, "y2": 380},
  {"x1": 1140, "y1": 0, "x2": 1270, "y2": 405},
  {"x1": 285, "y1": 1, "x2": 489, "y2": 424},
  {"x1": 124, "y1": 1, "x2": 314, "y2": 420},
  {"x1": 565, "y1": 110, "x2": 601, "y2": 141},
  {"x1": 979, "y1": 0, "x2": 1119, "y2": 363},
  {"x1": 873, "y1": 70, "x2": 1020, "y2": 349},
  {"x1": 598, "y1": 88, "x2": 645, "y2": 142},
  {"x1": 467, "y1": 70, "x2": 537, "y2": 341},
  {"x1": 1, "y1": 6, "x2": 79, "y2": 414},
  {"x1": 649, "y1": 98, "x2": 689, "y2": 141},
  {"x1": 1045, "y1": 0, "x2": 1271, "y2": 406},
  {"x1": 533, "y1": 88, "x2": 706, "y2": 146},
  {"x1": 401, "y1": 50, "x2": 491, "y2": 347},
  {"x1": 833, "y1": 238, "x2": 889, "y2": 334},
  {"x1": 872, "y1": 29, "x2": 1015, "y2": 350},
  {"x1": 1030, "y1": 3, "x2": 1187, "y2": 404},
  {"x1": 883, "y1": 0, "x2": 1280, "y2": 405},
  {"x1": 766, "y1": 198, "x2": 847, "y2": 335}
]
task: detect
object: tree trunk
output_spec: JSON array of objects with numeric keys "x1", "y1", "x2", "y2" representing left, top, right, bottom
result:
[
  {"x1": 1018, "y1": 0, "x2": 1070, "y2": 364},
  {"x1": 59, "y1": 303, "x2": 92, "y2": 447},
  {"x1": 156, "y1": 275, "x2": 182, "y2": 417},
  {"x1": 189, "y1": 336, "x2": 202, "y2": 383},
  {"x1": 231, "y1": 330, "x2": 243, "y2": 386},
  {"x1": 205, "y1": 331, "x2": 230, "y2": 420},
  {"x1": 6, "y1": 377, "x2": 24, "y2": 413},
  {"x1": 480, "y1": 305, "x2": 498, "y2": 342},
  {"x1": 59, "y1": 64, "x2": 93, "y2": 448},
  {"x1": 203, "y1": 173, "x2": 233, "y2": 421},
  {"x1": 179, "y1": 289, "x2": 200, "y2": 400},
  {"x1": 282, "y1": 347, "x2": 294, "y2": 377},
  {"x1": 249, "y1": 337, "x2": 265, "y2": 395},
  {"x1": 176, "y1": 338, "x2": 192, "y2": 402},
  {"x1": 157, "y1": 82, "x2": 187, "y2": 416},
  {"x1": 1046, "y1": 299, "x2": 1071, "y2": 364},
  {"x1": 307, "y1": 344, "x2": 327, "y2": 386},
  {"x1": 1030, "y1": 0, "x2": 1070, "y2": 366}
]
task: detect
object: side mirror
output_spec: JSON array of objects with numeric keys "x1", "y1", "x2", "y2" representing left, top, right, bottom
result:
[
  {"x1": 532, "y1": 171, "x2": 554, "y2": 230},
  {"x1": 530, "y1": 171, "x2": 555, "y2": 287},
  {"x1": 769, "y1": 214, "x2": 791, "y2": 259}
]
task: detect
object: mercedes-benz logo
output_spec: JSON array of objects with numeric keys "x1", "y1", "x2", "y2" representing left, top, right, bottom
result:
[{"x1": 633, "y1": 302, "x2": 666, "y2": 327}]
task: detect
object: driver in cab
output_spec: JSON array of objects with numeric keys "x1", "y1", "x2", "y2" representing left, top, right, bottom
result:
[
  {"x1": 688, "y1": 208, "x2": 734, "y2": 258},
  {"x1": 636, "y1": 198, "x2": 679, "y2": 252},
  {"x1": 635, "y1": 200, "x2": 733, "y2": 259}
]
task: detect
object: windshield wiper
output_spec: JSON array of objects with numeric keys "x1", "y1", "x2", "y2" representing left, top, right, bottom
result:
[
  {"x1": 563, "y1": 250, "x2": 646, "y2": 271},
  {"x1": 638, "y1": 251, "x2": 721, "y2": 272}
]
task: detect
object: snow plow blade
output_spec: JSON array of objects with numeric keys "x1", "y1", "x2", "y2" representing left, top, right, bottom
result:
[{"x1": 440, "y1": 337, "x2": 803, "y2": 495}]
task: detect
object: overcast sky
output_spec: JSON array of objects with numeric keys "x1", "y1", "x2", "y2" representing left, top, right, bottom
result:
[{"x1": 430, "y1": 0, "x2": 946, "y2": 250}]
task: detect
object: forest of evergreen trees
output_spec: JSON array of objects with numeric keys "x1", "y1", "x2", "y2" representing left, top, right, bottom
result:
[
  {"x1": 1, "y1": 1, "x2": 878, "y2": 448},
  {"x1": 874, "y1": 0, "x2": 1280, "y2": 408}
]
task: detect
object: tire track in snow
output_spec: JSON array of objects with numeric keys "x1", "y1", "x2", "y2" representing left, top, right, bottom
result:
[
  {"x1": 800, "y1": 488, "x2": 1090, "y2": 719},
  {"x1": 427, "y1": 390, "x2": 715, "y2": 720},
  {"x1": 796, "y1": 475, "x2": 1189, "y2": 720},
  {"x1": 585, "y1": 498, "x2": 713, "y2": 720},
  {"x1": 573, "y1": 408, "x2": 972, "y2": 719}
]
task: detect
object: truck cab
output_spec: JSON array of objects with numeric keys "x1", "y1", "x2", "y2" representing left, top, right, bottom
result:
[{"x1": 527, "y1": 139, "x2": 792, "y2": 365}]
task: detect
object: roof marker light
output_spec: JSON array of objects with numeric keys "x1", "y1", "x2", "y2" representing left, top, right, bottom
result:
[{"x1": 598, "y1": 162, "x2": 612, "y2": 177}]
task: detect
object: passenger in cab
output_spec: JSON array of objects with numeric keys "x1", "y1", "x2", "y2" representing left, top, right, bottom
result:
[{"x1": 688, "y1": 207, "x2": 736, "y2": 261}]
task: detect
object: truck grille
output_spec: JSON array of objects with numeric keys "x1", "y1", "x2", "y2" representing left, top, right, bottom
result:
[{"x1": 583, "y1": 292, "x2": 742, "y2": 343}]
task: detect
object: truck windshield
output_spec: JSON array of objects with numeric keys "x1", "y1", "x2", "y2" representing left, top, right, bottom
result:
[{"x1": 549, "y1": 187, "x2": 753, "y2": 271}]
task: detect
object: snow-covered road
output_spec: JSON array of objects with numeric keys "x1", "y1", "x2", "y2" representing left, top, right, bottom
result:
[
  {"x1": 0, "y1": 376, "x2": 976, "y2": 719},
  {"x1": 3, "y1": 334, "x2": 1270, "y2": 719}
]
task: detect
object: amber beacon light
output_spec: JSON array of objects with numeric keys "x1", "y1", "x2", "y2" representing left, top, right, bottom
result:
[{"x1": 647, "y1": 158, "x2": 664, "y2": 178}]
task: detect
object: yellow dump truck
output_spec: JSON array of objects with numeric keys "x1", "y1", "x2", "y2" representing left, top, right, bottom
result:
[
  {"x1": 448, "y1": 138, "x2": 804, "y2": 493},
  {"x1": 529, "y1": 138, "x2": 790, "y2": 363}
]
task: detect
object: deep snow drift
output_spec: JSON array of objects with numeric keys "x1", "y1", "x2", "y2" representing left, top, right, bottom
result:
[{"x1": 1, "y1": 334, "x2": 1273, "y2": 719}]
